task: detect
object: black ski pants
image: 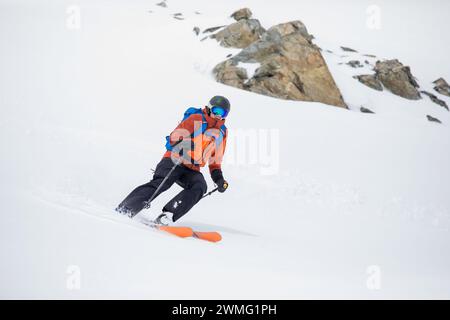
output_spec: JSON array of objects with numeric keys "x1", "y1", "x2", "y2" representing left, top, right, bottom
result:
[{"x1": 116, "y1": 157, "x2": 207, "y2": 221}]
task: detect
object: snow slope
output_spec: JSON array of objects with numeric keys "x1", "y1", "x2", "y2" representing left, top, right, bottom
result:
[{"x1": 1, "y1": 0, "x2": 450, "y2": 299}]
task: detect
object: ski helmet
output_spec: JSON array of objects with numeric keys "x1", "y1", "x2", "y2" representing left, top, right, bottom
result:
[{"x1": 208, "y1": 96, "x2": 230, "y2": 118}]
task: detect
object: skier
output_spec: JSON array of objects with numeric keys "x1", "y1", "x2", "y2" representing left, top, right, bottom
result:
[{"x1": 116, "y1": 96, "x2": 230, "y2": 226}]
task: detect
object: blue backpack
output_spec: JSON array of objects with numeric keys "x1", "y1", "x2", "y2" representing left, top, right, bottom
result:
[{"x1": 165, "y1": 107, "x2": 226, "y2": 151}]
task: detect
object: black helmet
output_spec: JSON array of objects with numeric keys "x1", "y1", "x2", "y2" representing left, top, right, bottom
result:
[{"x1": 208, "y1": 96, "x2": 230, "y2": 116}]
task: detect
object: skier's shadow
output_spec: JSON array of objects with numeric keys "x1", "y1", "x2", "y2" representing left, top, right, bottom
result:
[{"x1": 183, "y1": 221, "x2": 258, "y2": 237}]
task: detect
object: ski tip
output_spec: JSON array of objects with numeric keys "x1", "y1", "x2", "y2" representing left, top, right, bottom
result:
[
  {"x1": 193, "y1": 231, "x2": 222, "y2": 243},
  {"x1": 158, "y1": 226, "x2": 194, "y2": 238}
]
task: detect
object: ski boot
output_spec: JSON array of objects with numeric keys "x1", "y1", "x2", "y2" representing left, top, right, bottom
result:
[{"x1": 153, "y1": 212, "x2": 174, "y2": 226}]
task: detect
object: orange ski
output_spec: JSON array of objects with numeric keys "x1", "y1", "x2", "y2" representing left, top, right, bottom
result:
[
  {"x1": 193, "y1": 231, "x2": 222, "y2": 243},
  {"x1": 151, "y1": 223, "x2": 222, "y2": 242},
  {"x1": 158, "y1": 226, "x2": 194, "y2": 238}
]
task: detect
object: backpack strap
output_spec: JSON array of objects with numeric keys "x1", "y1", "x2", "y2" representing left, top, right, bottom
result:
[
  {"x1": 220, "y1": 124, "x2": 227, "y2": 136},
  {"x1": 212, "y1": 124, "x2": 227, "y2": 148},
  {"x1": 190, "y1": 109, "x2": 208, "y2": 138}
]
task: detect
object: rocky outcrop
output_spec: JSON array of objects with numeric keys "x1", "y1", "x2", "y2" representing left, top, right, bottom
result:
[
  {"x1": 433, "y1": 78, "x2": 450, "y2": 97},
  {"x1": 213, "y1": 20, "x2": 347, "y2": 108},
  {"x1": 341, "y1": 46, "x2": 357, "y2": 52},
  {"x1": 374, "y1": 59, "x2": 421, "y2": 100},
  {"x1": 354, "y1": 74, "x2": 383, "y2": 91},
  {"x1": 427, "y1": 115, "x2": 442, "y2": 124},
  {"x1": 347, "y1": 60, "x2": 363, "y2": 68},
  {"x1": 420, "y1": 91, "x2": 448, "y2": 110},
  {"x1": 231, "y1": 8, "x2": 252, "y2": 21},
  {"x1": 203, "y1": 26, "x2": 226, "y2": 34},
  {"x1": 211, "y1": 19, "x2": 265, "y2": 48},
  {"x1": 156, "y1": 1, "x2": 167, "y2": 8},
  {"x1": 193, "y1": 27, "x2": 200, "y2": 36},
  {"x1": 360, "y1": 106, "x2": 375, "y2": 114},
  {"x1": 213, "y1": 60, "x2": 248, "y2": 89},
  {"x1": 173, "y1": 13, "x2": 184, "y2": 20}
]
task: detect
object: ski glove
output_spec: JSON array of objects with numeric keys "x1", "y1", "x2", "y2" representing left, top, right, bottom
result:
[
  {"x1": 217, "y1": 179, "x2": 228, "y2": 193},
  {"x1": 211, "y1": 169, "x2": 228, "y2": 193}
]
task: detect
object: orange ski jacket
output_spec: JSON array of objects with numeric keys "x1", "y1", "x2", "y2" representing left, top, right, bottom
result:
[{"x1": 163, "y1": 107, "x2": 227, "y2": 173}]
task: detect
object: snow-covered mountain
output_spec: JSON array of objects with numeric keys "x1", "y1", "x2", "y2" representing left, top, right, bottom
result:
[{"x1": 1, "y1": 0, "x2": 449, "y2": 299}]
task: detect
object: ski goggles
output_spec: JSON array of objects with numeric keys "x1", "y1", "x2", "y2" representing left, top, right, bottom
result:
[{"x1": 210, "y1": 105, "x2": 229, "y2": 119}]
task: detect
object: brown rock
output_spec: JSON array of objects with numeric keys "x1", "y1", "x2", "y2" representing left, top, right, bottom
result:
[
  {"x1": 354, "y1": 74, "x2": 383, "y2": 91},
  {"x1": 212, "y1": 60, "x2": 248, "y2": 89},
  {"x1": 427, "y1": 115, "x2": 442, "y2": 124},
  {"x1": 203, "y1": 26, "x2": 226, "y2": 34},
  {"x1": 231, "y1": 8, "x2": 252, "y2": 21},
  {"x1": 156, "y1": 1, "x2": 167, "y2": 8},
  {"x1": 213, "y1": 20, "x2": 347, "y2": 108},
  {"x1": 347, "y1": 60, "x2": 363, "y2": 68},
  {"x1": 433, "y1": 78, "x2": 450, "y2": 97},
  {"x1": 374, "y1": 60, "x2": 421, "y2": 100},
  {"x1": 360, "y1": 106, "x2": 375, "y2": 114},
  {"x1": 268, "y1": 20, "x2": 312, "y2": 41},
  {"x1": 341, "y1": 46, "x2": 357, "y2": 52},
  {"x1": 193, "y1": 27, "x2": 200, "y2": 36},
  {"x1": 212, "y1": 19, "x2": 265, "y2": 48},
  {"x1": 420, "y1": 91, "x2": 448, "y2": 110}
]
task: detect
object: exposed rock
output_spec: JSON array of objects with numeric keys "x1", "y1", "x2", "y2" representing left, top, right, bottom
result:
[
  {"x1": 156, "y1": 1, "x2": 167, "y2": 8},
  {"x1": 231, "y1": 8, "x2": 252, "y2": 21},
  {"x1": 360, "y1": 106, "x2": 375, "y2": 114},
  {"x1": 203, "y1": 26, "x2": 226, "y2": 34},
  {"x1": 213, "y1": 20, "x2": 347, "y2": 108},
  {"x1": 427, "y1": 115, "x2": 442, "y2": 124},
  {"x1": 213, "y1": 60, "x2": 248, "y2": 89},
  {"x1": 374, "y1": 59, "x2": 421, "y2": 100},
  {"x1": 212, "y1": 19, "x2": 265, "y2": 48},
  {"x1": 364, "y1": 60, "x2": 370, "y2": 65},
  {"x1": 193, "y1": 27, "x2": 200, "y2": 36},
  {"x1": 341, "y1": 46, "x2": 357, "y2": 52},
  {"x1": 354, "y1": 74, "x2": 383, "y2": 91},
  {"x1": 226, "y1": 53, "x2": 233, "y2": 58},
  {"x1": 364, "y1": 54, "x2": 377, "y2": 58},
  {"x1": 173, "y1": 13, "x2": 184, "y2": 20},
  {"x1": 267, "y1": 20, "x2": 313, "y2": 42},
  {"x1": 433, "y1": 78, "x2": 450, "y2": 97},
  {"x1": 326, "y1": 50, "x2": 333, "y2": 54},
  {"x1": 421, "y1": 91, "x2": 449, "y2": 110},
  {"x1": 347, "y1": 60, "x2": 363, "y2": 68}
]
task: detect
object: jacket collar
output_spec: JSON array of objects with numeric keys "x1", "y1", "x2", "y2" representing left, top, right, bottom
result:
[{"x1": 202, "y1": 107, "x2": 225, "y2": 129}]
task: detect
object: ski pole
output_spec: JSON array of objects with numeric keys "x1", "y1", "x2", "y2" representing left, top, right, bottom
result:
[
  {"x1": 129, "y1": 138, "x2": 184, "y2": 218},
  {"x1": 202, "y1": 187, "x2": 219, "y2": 199},
  {"x1": 201, "y1": 182, "x2": 228, "y2": 199},
  {"x1": 130, "y1": 157, "x2": 181, "y2": 219}
]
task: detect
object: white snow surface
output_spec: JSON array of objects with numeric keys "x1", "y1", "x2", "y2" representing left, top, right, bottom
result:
[{"x1": 1, "y1": 0, "x2": 450, "y2": 299}]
